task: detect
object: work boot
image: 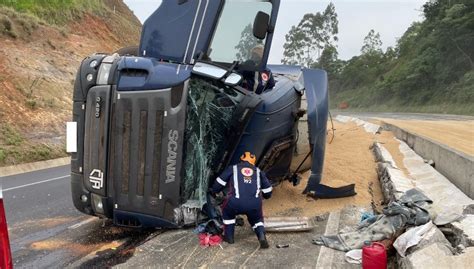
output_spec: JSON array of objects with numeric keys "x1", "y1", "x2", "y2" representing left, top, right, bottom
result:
[
  {"x1": 255, "y1": 226, "x2": 269, "y2": 249},
  {"x1": 223, "y1": 224, "x2": 235, "y2": 244}
]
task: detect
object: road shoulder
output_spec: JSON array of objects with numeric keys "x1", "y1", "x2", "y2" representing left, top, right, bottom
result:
[{"x1": 0, "y1": 157, "x2": 70, "y2": 177}]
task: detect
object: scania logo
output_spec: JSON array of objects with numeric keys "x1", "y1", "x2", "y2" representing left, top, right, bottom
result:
[{"x1": 166, "y1": 130, "x2": 179, "y2": 183}]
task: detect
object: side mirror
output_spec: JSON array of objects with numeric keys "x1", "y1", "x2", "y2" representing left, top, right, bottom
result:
[
  {"x1": 224, "y1": 73, "x2": 242, "y2": 86},
  {"x1": 192, "y1": 62, "x2": 242, "y2": 86},
  {"x1": 253, "y1": 11, "x2": 270, "y2": 40},
  {"x1": 192, "y1": 62, "x2": 227, "y2": 79}
]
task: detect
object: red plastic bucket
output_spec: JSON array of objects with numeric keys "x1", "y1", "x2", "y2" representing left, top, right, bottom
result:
[{"x1": 362, "y1": 242, "x2": 387, "y2": 269}]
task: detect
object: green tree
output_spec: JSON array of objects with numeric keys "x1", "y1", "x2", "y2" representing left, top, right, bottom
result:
[
  {"x1": 282, "y1": 25, "x2": 309, "y2": 66},
  {"x1": 330, "y1": 0, "x2": 474, "y2": 115},
  {"x1": 234, "y1": 24, "x2": 262, "y2": 62},
  {"x1": 361, "y1": 29, "x2": 383, "y2": 55},
  {"x1": 321, "y1": 2, "x2": 339, "y2": 47},
  {"x1": 315, "y1": 45, "x2": 343, "y2": 79},
  {"x1": 282, "y1": 2, "x2": 339, "y2": 67}
]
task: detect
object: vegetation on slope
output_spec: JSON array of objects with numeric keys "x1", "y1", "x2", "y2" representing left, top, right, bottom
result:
[
  {"x1": 331, "y1": 0, "x2": 473, "y2": 115},
  {"x1": 283, "y1": 0, "x2": 474, "y2": 115},
  {"x1": 0, "y1": 0, "x2": 104, "y2": 24},
  {"x1": 0, "y1": 0, "x2": 142, "y2": 166},
  {"x1": 0, "y1": 0, "x2": 140, "y2": 43}
]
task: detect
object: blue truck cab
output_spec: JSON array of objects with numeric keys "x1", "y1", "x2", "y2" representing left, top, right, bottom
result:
[{"x1": 70, "y1": 0, "x2": 334, "y2": 228}]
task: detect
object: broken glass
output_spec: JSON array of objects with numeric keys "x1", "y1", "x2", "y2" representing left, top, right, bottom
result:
[{"x1": 183, "y1": 78, "x2": 239, "y2": 206}]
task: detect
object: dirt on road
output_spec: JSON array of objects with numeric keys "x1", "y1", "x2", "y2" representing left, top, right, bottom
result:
[{"x1": 264, "y1": 121, "x2": 400, "y2": 217}]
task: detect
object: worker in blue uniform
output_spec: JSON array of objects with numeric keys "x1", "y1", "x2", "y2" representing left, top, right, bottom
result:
[
  {"x1": 210, "y1": 152, "x2": 273, "y2": 248},
  {"x1": 241, "y1": 45, "x2": 275, "y2": 94},
  {"x1": 242, "y1": 68, "x2": 275, "y2": 94}
]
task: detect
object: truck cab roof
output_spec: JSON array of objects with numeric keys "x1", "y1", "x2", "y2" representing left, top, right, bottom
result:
[{"x1": 139, "y1": 0, "x2": 280, "y2": 70}]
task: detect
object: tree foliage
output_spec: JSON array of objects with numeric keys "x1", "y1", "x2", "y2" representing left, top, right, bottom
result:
[
  {"x1": 361, "y1": 29, "x2": 382, "y2": 55},
  {"x1": 235, "y1": 23, "x2": 263, "y2": 62},
  {"x1": 282, "y1": 2, "x2": 338, "y2": 67},
  {"x1": 330, "y1": 0, "x2": 474, "y2": 115}
]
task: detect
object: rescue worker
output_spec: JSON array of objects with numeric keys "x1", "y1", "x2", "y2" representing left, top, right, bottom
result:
[
  {"x1": 241, "y1": 45, "x2": 275, "y2": 94},
  {"x1": 210, "y1": 152, "x2": 273, "y2": 248}
]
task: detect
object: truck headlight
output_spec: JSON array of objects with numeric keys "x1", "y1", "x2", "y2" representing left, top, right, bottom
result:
[
  {"x1": 91, "y1": 194, "x2": 105, "y2": 215},
  {"x1": 96, "y1": 63, "x2": 112, "y2": 85}
]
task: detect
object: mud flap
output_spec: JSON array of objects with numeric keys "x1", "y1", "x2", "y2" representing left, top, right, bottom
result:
[{"x1": 302, "y1": 69, "x2": 356, "y2": 198}]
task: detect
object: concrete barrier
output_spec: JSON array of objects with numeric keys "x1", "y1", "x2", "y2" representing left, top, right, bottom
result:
[
  {"x1": 383, "y1": 122, "x2": 474, "y2": 199},
  {"x1": 373, "y1": 140, "x2": 474, "y2": 269}
]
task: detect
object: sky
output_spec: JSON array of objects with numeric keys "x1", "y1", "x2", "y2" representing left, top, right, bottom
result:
[{"x1": 123, "y1": 0, "x2": 427, "y2": 63}]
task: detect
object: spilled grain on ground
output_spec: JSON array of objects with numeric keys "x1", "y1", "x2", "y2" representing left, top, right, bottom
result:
[{"x1": 264, "y1": 121, "x2": 387, "y2": 217}]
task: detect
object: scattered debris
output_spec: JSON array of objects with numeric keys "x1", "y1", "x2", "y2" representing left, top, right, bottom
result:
[
  {"x1": 198, "y1": 234, "x2": 222, "y2": 247},
  {"x1": 345, "y1": 249, "x2": 362, "y2": 264},
  {"x1": 312, "y1": 188, "x2": 432, "y2": 252},
  {"x1": 398, "y1": 243, "x2": 474, "y2": 269},
  {"x1": 393, "y1": 221, "x2": 435, "y2": 257},
  {"x1": 371, "y1": 130, "x2": 474, "y2": 268},
  {"x1": 315, "y1": 214, "x2": 328, "y2": 222},
  {"x1": 447, "y1": 215, "x2": 474, "y2": 247},
  {"x1": 360, "y1": 212, "x2": 376, "y2": 223},
  {"x1": 265, "y1": 216, "x2": 314, "y2": 232},
  {"x1": 195, "y1": 219, "x2": 223, "y2": 248}
]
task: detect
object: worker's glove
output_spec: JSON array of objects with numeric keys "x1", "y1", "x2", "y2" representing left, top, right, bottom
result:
[
  {"x1": 262, "y1": 192, "x2": 272, "y2": 199},
  {"x1": 208, "y1": 188, "x2": 216, "y2": 198}
]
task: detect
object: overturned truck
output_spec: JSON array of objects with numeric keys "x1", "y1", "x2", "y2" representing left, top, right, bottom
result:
[{"x1": 69, "y1": 0, "x2": 354, "y2": 228}]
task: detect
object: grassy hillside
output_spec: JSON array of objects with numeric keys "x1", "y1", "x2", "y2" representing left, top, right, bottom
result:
[
  {"x1": 0, "y1": 0, "x2": 104, "y2": 24},
  {"x1": 330, "y1": 0, "x2": 474, "y2": 115},
  {"x1": 0, "y1": 0, "x2": 142, "y2": 166}
]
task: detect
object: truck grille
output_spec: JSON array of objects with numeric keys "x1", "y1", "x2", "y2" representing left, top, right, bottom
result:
[
  {"x1": 108, "y1": 97, "x2": 165, "y2": 211},
  {"x1": 107, "y1": 86, "x2": 186, "y2": 223}
]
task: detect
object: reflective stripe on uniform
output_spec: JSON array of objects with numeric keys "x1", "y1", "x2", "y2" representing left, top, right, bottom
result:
[
  {"x1": 261, "y1": 186, "x2": 272, "y2": 193},
  {"x1": 216, "y1": 177, "x2": 226, "y2": 186},
  {"x1": 256, "y1": 168, "x2": 261, "y2": 198},
  {"x1": 253, "y1": 72, "x2": 259, "y2": 92},
  {"x1": 233, "y1": 165, "x2": 240, "y2": 198},
  {"x1": 252, "y1": 222, "x2": 264, "y2": 229},
  {"x1": 223, "y1": 219, "x2": 236, "y2": 225}
]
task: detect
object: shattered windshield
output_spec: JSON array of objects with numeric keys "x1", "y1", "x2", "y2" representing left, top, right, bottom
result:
[
  {"x1": 183, "y1": 78, "x2": 243, "y2": 205},
  {"x1": 208, "y1": 0, "x2": 272, "y2": 65}
]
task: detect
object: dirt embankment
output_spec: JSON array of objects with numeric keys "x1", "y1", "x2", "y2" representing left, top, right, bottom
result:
[{"x1": 0, "y1": 1, "x2": 142, "y2": 166}]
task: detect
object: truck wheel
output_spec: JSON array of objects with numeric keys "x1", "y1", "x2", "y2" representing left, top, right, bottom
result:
[{"x1": 114, "y1": 46, "x2": 139, "y2": 56}]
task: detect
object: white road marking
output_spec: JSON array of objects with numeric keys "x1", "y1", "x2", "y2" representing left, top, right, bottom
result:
[
  {"x1": 68, "y1": 217, "x2": 97, "y2": 229},
  {"x1": 315, "y1": 211, "x2": 341, "y2": 269},
  {"x1": 3, "y1": 175, "x2": 69, "y2": 192}
]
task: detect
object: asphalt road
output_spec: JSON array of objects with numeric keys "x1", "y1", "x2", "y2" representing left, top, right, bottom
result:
[
  {"x1": 1, "y1": 165, "x2": 340, "y2": 268},
  {"x1": 1, "y1": 164, "x2": 362, "y2": 269},
  {"x1": 2, "y1": 112, "x2": 471, "y2": 268},
  {"x1": 1, "y1": 165, "x2": 155, "y2": 268}
]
